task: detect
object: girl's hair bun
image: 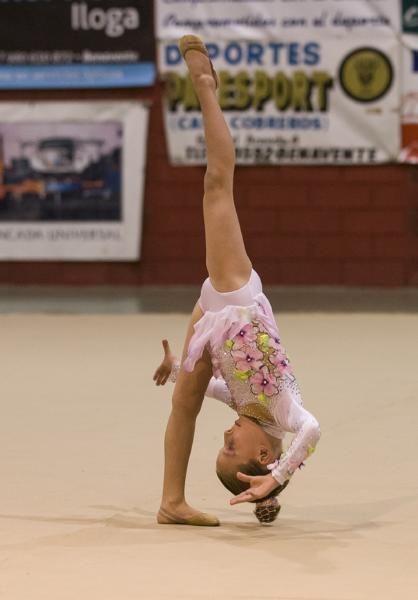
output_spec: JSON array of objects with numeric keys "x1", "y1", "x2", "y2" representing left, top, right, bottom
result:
[{"x1": 254, "y1": 497, "x2": 281, "y2": 524}]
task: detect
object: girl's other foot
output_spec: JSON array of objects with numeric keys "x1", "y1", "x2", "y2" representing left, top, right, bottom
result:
[
  {"x1": 179, "y1": 35, "x2": 218, "y2": 91},
  {"x1": 157, "y1": 502, "x2": 220, "y2": 526}
]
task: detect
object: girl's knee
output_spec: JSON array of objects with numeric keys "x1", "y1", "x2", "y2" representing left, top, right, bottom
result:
[{"x1": 204, "y1": 167, "x2": 233, "y2": 193}]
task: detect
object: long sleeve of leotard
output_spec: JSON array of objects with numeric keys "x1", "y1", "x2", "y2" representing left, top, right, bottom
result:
[
  {"x1": 169, "y1": 360, "x2": 234, "y2": 408},
  {"x1": 270, "y1": 388, "x2": 321, "y2": 485}
]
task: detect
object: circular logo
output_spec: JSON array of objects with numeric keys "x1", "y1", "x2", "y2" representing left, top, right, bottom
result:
[{"x1": 339, "y1": 47, "x2": 393, "y2": 103}]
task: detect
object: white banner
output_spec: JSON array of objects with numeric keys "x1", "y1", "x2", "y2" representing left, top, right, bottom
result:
[
  {"x1": 156, "y1": 0, "x2": 400, "y2": 40},
  {"x1": 400, "y1": 34, "x2": 418, "y2": 163},
  {"x1": 161, "y1": 37, "x2": 400, "y2": 165},
  {"x1": 0, "y1": 102, "x2": 148, "y2": 261}
]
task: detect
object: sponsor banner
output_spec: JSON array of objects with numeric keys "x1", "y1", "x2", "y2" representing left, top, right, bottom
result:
[
  {"x1": 400, "y1": 35, "x2": 418, "y2": 163},
  {"x1": 402, "y1": 0, "x2": 418, "y2": 34},
  {"x1": 0, "y1": 102, "x2": 148, "y2": 260},
  {"x1": 0, "y1": 0, "x2": 155, "y2": 88},
  {"x1": 156, "y1": 0, "x2": 400, "y2": 41},
  {"x1": 161, "y1": 38, "x2": 400, "y2": 165}
]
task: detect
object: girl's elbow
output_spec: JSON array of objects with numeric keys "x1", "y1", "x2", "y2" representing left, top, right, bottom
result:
[{"x1": 309, "y1": 417, "x2": 321, "y2": 444}]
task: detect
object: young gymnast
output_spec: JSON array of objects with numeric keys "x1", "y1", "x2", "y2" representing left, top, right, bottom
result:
[{"x1": 156, "y1": 35, "x2": 321, "y2": 526}]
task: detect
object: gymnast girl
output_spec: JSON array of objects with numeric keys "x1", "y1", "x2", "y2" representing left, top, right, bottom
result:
[{"x1": 155, "y1": 35, "x2": 321, "y2": 526}]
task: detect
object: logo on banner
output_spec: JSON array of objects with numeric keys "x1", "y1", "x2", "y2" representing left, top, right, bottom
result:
[
  {"x1": 71, "y1": 2, "x2": 140, "y2": 37},
  {"x1": 403, "y1": 0, "x2": 418, "y2": 34},
  {"x1": 338, "y1": 48, "x2": 393, "y2": 103}
]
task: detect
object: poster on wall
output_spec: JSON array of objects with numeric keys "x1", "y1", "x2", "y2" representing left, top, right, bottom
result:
[
  {"x1": 0, "y1": 0, "x2": 155, "y2": 89},
  {"x1": 160, "y1": 37, "x2": 400, "y2": 165},
  {"x1": 156, "y1": 0, "x2": 400, "y2": 41},
  {"x1": 400, "y1": 35, "x2": 418, "y2": 163},
  {"x1": 0, "y1": 102, "x2": 148, "y2": 261}
]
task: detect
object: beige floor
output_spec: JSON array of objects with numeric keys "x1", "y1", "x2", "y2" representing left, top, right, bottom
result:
[{"x1": 1, "y1": 312, "x2": 417, "y2": 600}]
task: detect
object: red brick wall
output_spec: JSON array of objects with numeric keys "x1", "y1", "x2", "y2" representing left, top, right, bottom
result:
[{"x1": 0, "y1": 84, "x2": 417, "y2": 287}]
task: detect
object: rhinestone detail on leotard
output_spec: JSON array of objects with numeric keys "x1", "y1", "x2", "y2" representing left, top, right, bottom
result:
[{"x1": 212, "y1": 318, "x2": 301, "y2": 429}]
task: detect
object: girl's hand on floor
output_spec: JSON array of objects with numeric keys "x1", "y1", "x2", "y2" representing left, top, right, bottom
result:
[
  {"x1": 153, "y1": 339, "x2": 176, "y2": 386},
  {"x1": 230, "y1": 473, "x2": 279, "y2": 505}
]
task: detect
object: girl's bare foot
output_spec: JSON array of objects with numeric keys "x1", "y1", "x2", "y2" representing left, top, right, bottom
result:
[{"x1": 157, "y1": 502, "x2": 220, "y2": 526}]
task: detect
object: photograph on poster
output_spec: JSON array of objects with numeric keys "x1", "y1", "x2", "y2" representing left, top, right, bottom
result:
[
  {"x1": 0, "y1": 101, "x2": 148, "y2": 261},
  {"x1": 0, "y1": 122, "x2": 122, "y2": 222}
]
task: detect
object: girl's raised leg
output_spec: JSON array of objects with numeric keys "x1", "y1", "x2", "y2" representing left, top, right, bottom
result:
[
  {"x1": 181, "y1": 38, "x2": 252, "y2": 292},
  {"x1": 158, "y1": 38, "x2": 251, "y2": 526}
]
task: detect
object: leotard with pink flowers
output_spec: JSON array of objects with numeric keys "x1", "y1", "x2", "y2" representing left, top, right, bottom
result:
[{"x1": 176, "y1": 270, "x2": 321, "y2": 485}]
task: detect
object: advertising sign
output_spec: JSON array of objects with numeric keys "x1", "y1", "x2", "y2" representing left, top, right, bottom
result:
[
  {"x1": 157, "y1": 0, "x2": 400, "y2": 41},
  {"x1": 400, "y1": 35, "x2": 418, "y2": 162},
  {"x1": 0, "y1": 102, "x2": 148, "y2": 260},
  {"x1": 161, "y1": 37, "x2": 400, "y2": 165},
  {"x1": 0, "y1": 0, "x2": 155, "y2": 89}
]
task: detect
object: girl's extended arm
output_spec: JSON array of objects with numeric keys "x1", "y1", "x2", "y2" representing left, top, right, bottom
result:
[
  {"x1": 230, "y1": 385, "x2": 321, "y2": 506},
  {"x1": 270, "y1": 390, "x2": 321, "y2": 485}
]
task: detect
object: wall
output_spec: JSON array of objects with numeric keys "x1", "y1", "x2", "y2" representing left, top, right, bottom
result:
[{"x1": 0, "y1": 84, "x2": 417, "y2": 287}]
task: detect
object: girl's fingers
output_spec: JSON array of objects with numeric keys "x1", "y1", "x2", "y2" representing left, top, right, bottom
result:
[
  {"x1": 155, "y1": 370, "x2": 171, "y2": 385},
  {"x1": 162, "y1": 339, "x2": 170, "y2": 354},
  {"x1": 230, "y1": 492, "x2": 253, "y2": 505}
]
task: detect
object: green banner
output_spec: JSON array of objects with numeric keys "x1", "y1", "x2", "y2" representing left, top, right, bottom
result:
[{"x1": 403, "y1": 0, "x2": 418, "y2": 34}]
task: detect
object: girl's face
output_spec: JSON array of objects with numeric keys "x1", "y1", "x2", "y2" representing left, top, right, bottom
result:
[{"x1": 216, "y1": 416, "x2": 273, "y2": 476}]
